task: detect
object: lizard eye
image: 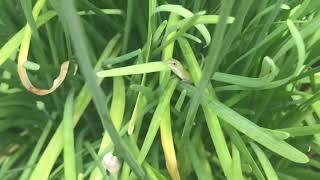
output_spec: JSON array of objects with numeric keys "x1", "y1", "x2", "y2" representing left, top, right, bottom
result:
[{"x1": 172, "y1": 62, "x2": 176, "y2": 66}]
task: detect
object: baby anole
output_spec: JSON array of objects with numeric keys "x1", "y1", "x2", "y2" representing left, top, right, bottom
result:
[{"x1": 166, "y1": 59, "x2": 191, "y2": 81}]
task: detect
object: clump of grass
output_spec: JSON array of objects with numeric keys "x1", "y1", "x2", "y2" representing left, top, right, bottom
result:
[{"x1": 1, "y1": 0, "x2": 320, "y2": 179}]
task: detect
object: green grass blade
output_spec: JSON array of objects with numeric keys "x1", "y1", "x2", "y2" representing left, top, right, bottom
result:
[
  {"x1": 77, "y1": 9, "x2": 124, "y2": 16},
  {"x1": 280, "y1": 125, "x2": 320, "y2": 137},
  {"x1": 287, "y1": 19, "x2": 306, "y2": 74},
  {"x1": 122, "y1": 0, "x2": 134, "y2": 54},
  {"x1": 263, "y1": 129, "x2": 290, "y2": 140},
  {"x1": 189, "y1": 131, "x2": 214, "y2": 180},
  {"x1": 173, "y1": 15, "x2": 234, "y2": 31},
  {"x1": 180, "y1": 83, "x2": 309, "y2": 163},
  {"x1": 97, "y1": 62, "x2": 170, "y2": 77},
  {"x1": 159, "y1": 14, "x2": 181, "y2": 180},
  {"x1": 19, "y1": 120, "x2": 53, "y2": 180},
  {"x1": 57, "y1": 0, "x2": 145, "y2": 177},
  {"x1": 182, "y1": 33, "x2": 202, "y2": 43},
  {"x1": 274, "y1": 15, "x2": 320, "y2": 62},
  {"x1": 186, "y1": 142, "x2": 214, "y2": 180},
  {"x1": 155, "y1": 4, "x2": 211, "y2": 45},
  {"x1": 137, "y1": 78, "x2": 179, "y2": 164},
  {"x1": 231, "y1": 144, "x2": 243, "y2": 180},
  {"x1": 223, "y1": 123, "x2": 265, "y2": 180},
  {"x1": 19, "y1": 0, "x2": 40, "y2": 40},
  {"x1": 250, "y1": 142, "x2": 279, "y2": 180},
  {"x1": 152, "y1": 20, "x2": 168, "y2": 45},
  {"x1": 175, "y1": 89, "x2": 187, "y2": 112},
  {"x1": 127, "y1": 94, "x2": 147, "y2": 135},
  {"x1": 103, "y1": 48, "x2": 141, "y2": 66},
  {"x1": 63, "y1": 90, "x2": 76, "y2": 180},
  {"x1": 178, "y1": 37, "x2": 232, "y2": 178},
  {"x1": 129, "y1": 84, "x2": 154, "y2": 98},
  {"x1": 152, "y1": 11, "x2": 203, "y2": 55},
  {"x1": 212, "y1": 56, "x2": 279, "y2": 88}
]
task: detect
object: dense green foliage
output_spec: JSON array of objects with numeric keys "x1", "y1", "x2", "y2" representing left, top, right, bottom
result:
[{"x1": 1, "y1": 0, "x2": 320, "y2": 179}]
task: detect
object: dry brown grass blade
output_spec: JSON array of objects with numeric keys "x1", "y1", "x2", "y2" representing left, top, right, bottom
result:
[
  {"x1": 15, "y1": 0, "x2": 69, "y2": 96},
  {"x1": 17, "y1": 45, "x2": 69, "y2": 96}
]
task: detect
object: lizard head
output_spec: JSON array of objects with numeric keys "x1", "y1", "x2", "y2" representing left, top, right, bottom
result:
[
  {"x1": 166, "y1": 58, "x2": 191, "y2": 81},
  {"x1": 166, "y1": 58, "x2": 184, "y2": 70}
]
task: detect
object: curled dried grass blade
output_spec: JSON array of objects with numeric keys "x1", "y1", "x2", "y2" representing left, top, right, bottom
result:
[
  {"x1": 18, "y1": 57, "x2": 69, "y2": 96},
  {"x1": 16, "y1": 0, "x2": 69, "y2": 96}
]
